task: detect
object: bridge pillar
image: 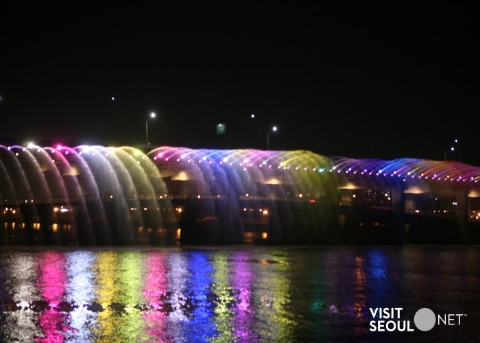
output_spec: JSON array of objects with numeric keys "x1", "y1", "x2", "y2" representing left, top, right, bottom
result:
[
  {"x1": 404, "y1": 194, "x2": 416, "y2": 213},
  {"x1": 390, "y1": 182, "x2": 405, "y2": 244},
  {"x1": 455, "y1": 188, "x2": 469, "y2": 243}
]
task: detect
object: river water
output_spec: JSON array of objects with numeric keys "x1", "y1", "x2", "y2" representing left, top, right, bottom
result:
[{"x1": 0, "y1": 245, "x2": 478, "y2": 342}]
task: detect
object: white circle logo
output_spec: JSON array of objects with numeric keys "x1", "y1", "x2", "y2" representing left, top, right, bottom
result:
[{"x1": 414, "y1": 308, "x2": 436, "y2": 331}]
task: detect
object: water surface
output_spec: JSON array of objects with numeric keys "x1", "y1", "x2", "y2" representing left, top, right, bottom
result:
[{"x1": 0, "y1": 245, "x2": 478, "y2": 342}]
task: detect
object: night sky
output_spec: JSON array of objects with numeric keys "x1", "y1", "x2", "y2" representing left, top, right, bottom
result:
[{"x1": 1, "y1": 2, "x2": 478, "y2": 165}]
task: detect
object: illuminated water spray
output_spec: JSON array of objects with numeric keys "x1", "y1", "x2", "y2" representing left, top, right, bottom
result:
[
  {"x1": 1, "y1": 144, "x2": 479, "y2": 246},
  {"x1": 0, "y1": 145, "x2": 172, "y2": 245}
]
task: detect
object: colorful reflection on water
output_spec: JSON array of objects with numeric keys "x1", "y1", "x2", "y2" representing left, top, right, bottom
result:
[{"x1": 0, "y1": 246, "x2": 479, "y2": 342}]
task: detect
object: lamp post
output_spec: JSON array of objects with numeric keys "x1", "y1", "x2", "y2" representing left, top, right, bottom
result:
[
  {"x1": 111, "y1": 96, "x2": 118, "y2": 140},
  {"x1": 250, "y1": 114, "x2": 262, "y2": 148},
  {"x1": 146, "y1": 112, "x2": 156, "y2": 146},
  {"x1": 445, "y1": 138, "x2": 459, "y2": 161},
  {"x1": 267, "y1": 126, "x2": 277, "y2": 150}
]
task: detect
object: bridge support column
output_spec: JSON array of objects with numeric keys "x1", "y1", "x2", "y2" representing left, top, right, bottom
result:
[
  {"x1": 404, "y1": 194, "x2": 416, "y2": 213},
  {"x1": 455, "y1": 188, "x2": 469, "y2": 244},
  {"x1": 390, "y1": 183, "x2": 405, "y2": 244}
]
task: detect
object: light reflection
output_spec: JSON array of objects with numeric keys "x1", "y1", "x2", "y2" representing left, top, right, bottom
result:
[
  {"x1": 0, "y1": 248, "x2": 422, "y2": 342},
  {"x1": 353, "y1": 256, "x2": 366, "y2": 319},
  {"x1": 211, "y1": 251, "x2": 235, "y2": 342},
  {"x1": 65, "y1": 251, "x2": 97, "y2": 342},
  {"x1": 3, "y1": 253, "x2": 42, "y2": 341},
  {"x1": 231, "y1": 251, "x2": 259, "y2": 342},
  {"x1": 0, "y1": 250, "x2": 299, "y2": 342},
  {"x1": 117, "y1": 251, "x2": 147, "y2": 342},
  {"x1": 184, "y1": 251, "x2": 216, "y2": 341},
  {"x1": 268, "y1": 252, "x2": 296, "y2": 341},
  {"x1": 36, "y1": 252, "x2": 69, "y2": 343},
  {"x1": 143, "y1": 252, "x2": 170, "y2": 341},
  {"x1": 253, "y1": 251, "x2": 295, "y2": 341},
  {"x1": 93, "y1": 251, "x2": 120, "y2": 341},
  {"x1": 166, "y1": 252, "x2": 189, "y2": 340},
  {"x1": 352, "y1": 256, "x2": 368, "y2": 339}
]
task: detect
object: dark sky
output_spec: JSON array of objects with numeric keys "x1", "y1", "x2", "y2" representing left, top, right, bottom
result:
[{"x1": 1, "y1": 1, "x2": 479, "y2": 165}]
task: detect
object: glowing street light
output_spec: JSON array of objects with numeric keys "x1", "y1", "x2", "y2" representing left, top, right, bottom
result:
[
  {"x1": 250, "y1": 113, "x2": 262, "y2": 148},
  {"x1": 445, "y1": 138, "x2": 459, "y2": 161},
  {"x1": 267, "y1": 126, "x2": 278, "y2": 150},
  {"x1": 146, "y1": 112, "x2": 156, "y2": 146}
]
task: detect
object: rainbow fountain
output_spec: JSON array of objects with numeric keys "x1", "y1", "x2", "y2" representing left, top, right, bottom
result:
[{"x1": 1, "y1": 144, "x2": 480, "y2": 246}]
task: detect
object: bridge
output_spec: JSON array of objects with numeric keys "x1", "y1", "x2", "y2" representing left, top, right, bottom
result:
[{"x1": 1, "y1": 144, "x2": 479, "y2": 245}]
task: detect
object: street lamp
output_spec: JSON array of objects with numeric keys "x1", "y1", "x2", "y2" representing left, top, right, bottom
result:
[
  {"x1": 267, "y1": 126, "x2": 277, "y2": 150},
  {"x1": 250, "y1": 114, "x2": 262, "y2": 148},
  {"x1": 111, "y1": 96, "x2": 119, "y2": 139},
  {"x1": 445, "y1": 138, "x2": 459, "y2": 161},
  {"x1": 146, "y1": 112, "x2": 156, "y2": 146}
]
